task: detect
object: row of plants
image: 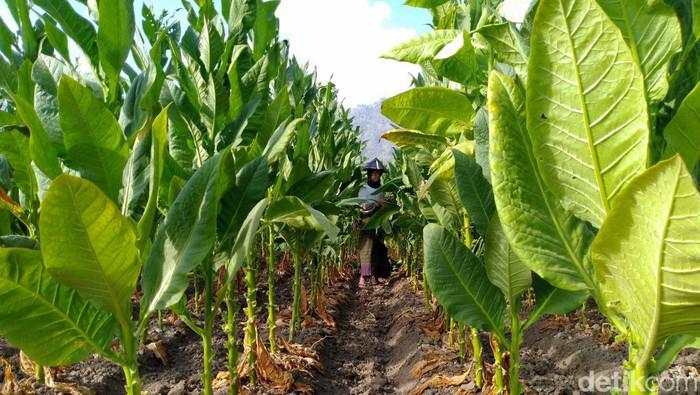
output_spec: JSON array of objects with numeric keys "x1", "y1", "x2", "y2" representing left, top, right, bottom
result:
[
  {"x1": 0, "y1": 1, "x2": 363, "y2": 394},
  {"x1": 379, "y1": 0, "x2": 700, "y2": 393}
]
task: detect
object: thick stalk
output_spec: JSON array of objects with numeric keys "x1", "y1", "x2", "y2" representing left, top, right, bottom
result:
[
  {"x1": 201, "y1": 261, "x2": 215, "y2": 395},
  {"x1": 448, "y1": 318, "x2": 456, "y2": 347},
  {"x1": 423, "y1": 273, "x2": 432, "y2": 308},
  {"x1": 34, "y1": 362, "x2": 44, "y2": 384},
  {"x1": 225, "y1": 274, "x2": 239, "y2": 395},
  {"x1": 628, "y1": 363, "x2": 652, "y2": 395},
  {"x1": 290, "y1": 247, "x2": 303, "y2": 340},
  {"x1": 266, "y1": 226, "x2": 277, "y2": 353},
  {"x1": 471, "y1": 328, "x2": 484, "y2": 389},
  {"x1": 492, "y1": 337, "x2": 504, "y2": 394},
  {"x1": 509, "y1": 305, "x2": 523, "y2": 395},
  {"x1": 121, "y1": 323, "x2": 141, "y2": 395},
  {"x1": 244, "y1": 258, "x2": 258, "y2": 385},
  {"x1": 457, "y1": 323, "x2": 466, "y2": 361}
]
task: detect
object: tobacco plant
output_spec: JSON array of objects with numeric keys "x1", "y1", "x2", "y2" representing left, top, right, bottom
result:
[
  {"x1": 386, "y1": 0, "x2": 700, "y2": 393},
  {"x1": 0, "y1": 1, "x2": 362, "y2": 395}
]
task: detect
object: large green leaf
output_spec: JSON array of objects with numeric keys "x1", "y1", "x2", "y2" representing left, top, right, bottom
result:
[
  {"x1": 136, "y1": 106, "x2": 169, "y2": 247},
  {"x1": 218, "y1": 156, "x2": 271, "y2": 251},
  {"x1": 13, "y1": 95, "x2": 62, "y2": 178},
  {"x1": 0, "y1": 130, "x2": 37, "y2": 198},
  {"x1": 40, "y1": 175, "x2": 139, "y2": 325},
  {"x1": 453, "y1": 149, "x2": 494, "y2": 236},
  {"x1": 262, "y1": 118, "x2": 302, "y2": 164},
  {"x1": 0, "y1": 248, "x2": 117, "y2": 366},
  {"x1": 432, "y1": 31, "x2": 481, "y2": 86},
  {"x1": 382, "y1": 129, "x2": 448, "y2": 149},
  {"x1": 484, "y1": 216, "x2": 531, "y2": 304},
  {"x1": 228, "y1": 198, "x2": 268, "y2": 276},
  {"x1": 382, "y1": 87, "x2": 473, "y2": 136},
  {"x1": 142, "y1": 152, "x2": 232, "y2": 316},
  {"x1": 663, "y1": 82, "x2": 700, "y2": 169},
  {"x1": 121, "y1": 128, "x2": 150, "y2": 219},
  {"x1": 597, "y1": 0, "x2": 682, "y2": 102},
  {"x1": 381, "y1": 30, "x2": 458, "y2": 64},
  {"x1": 527, "y1": 0, "x2": 650, "y2": 227},
  {"x1": 32, "y1": 55, "x2": 67, "y2": 155},
  {"x1": 98, "y1": 0, "x2": 135, "y2": 92},
  {"x1": 489, "y1": 70, "x2": 594, "y2": 291},
  {"x1": 253, "y1": 0, "x2": 280, "y2": 59},
  {"x1": 690, "y1": 338, "x2": 700, "y2": 349},
  {"x1": 476, "y1": 23, "x2": 528, "y2": 80},
  {"x1": 33, "y1": 0, "x2": 98, "y2": 65},
  {"x1": 592, "y1": 156, "x2": 700, "y2": 354},
  {"x1": 423, "y1": 224, "x2": 505, "y2": 340},
  {"x1": 58, "y1": 76, "x2": 129, "y2": 202},
  {"x1": 266, "y1": 196, "x2": 339, "y2": 240},
  {"x1": 523, "y1": 275, "x2": 589, "y2": 329}
]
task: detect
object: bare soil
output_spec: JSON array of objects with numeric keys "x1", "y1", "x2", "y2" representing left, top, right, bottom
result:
[{"x1": 1, "y1": 267, "x2": 699, "y2": 394}]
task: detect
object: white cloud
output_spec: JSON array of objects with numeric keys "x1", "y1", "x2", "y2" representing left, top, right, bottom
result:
[
  {"x1": 277, "y1": 0, "x2": 420, "y2": 107},
  {"x1": 500, "y1": 0, "x2": 534, "y2": 24}
]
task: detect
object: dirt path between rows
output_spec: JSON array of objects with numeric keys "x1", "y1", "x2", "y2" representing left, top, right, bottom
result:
[
  {"x1": 314, "y1": 275, "x2": 467, "y2": 395},
  {"x1": 316, "y1": 281, "x2": 394, "y2": 393}
]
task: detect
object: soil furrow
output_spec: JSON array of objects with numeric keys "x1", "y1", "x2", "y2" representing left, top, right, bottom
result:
[{"x1": 316, "y1": 280, "x2": 395, "y2": 394}]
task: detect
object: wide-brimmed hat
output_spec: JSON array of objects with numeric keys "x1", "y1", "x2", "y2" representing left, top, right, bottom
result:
[{"x1": 363, "y1": 158, "x2": 385, "y2": 171}]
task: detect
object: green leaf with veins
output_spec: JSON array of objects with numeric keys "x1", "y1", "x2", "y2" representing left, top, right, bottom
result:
[
  {"x1": 40, "y1": 175, "x2": 139, "y2": 326},
  {"x1": 592, "y1": 156, "x2": 700, "y2": 359},
  {"x1": 58, "y1": 76, "x2": 129, "y2": 202},
  {"x1": 382, "y1": 87, "x2": 474, "y2": 136},
  {"x1": 527, "y1": 0, "x2": 650, "y2": 228},
  {"x1": 489, "y1": 70, "x2": 593, "y2": 291},
  {"x1": 0, "y1": 248, "x2": 117, "y2": 366},
  {"x1": 423, "y1": 223, "x2": 506, "y2": 340},
  {"x1": 597, "y1": 0, "x2": 682, "y2": 103},
  {"x1": 484, "y1": 216, "x2": 531, "y2": 304},
  {"x1": 663, "y1": 82, "x2": 700, "y2": 169},
  {"x1": 381, "y1": 30, "x2": 459, "y2": 64}
]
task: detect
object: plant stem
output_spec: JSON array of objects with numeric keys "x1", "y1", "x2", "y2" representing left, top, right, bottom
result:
[
  {"x1": 201, "y1": 261, "x2": 215, "y2": 395},
  {"x1": 266, "y1": 226, "x2": 277, "y2": 353},
  {"x1": 628, "y1": 363, "x2": 651, "y2": 395},
  {"x1": 290, "y1": 247, "x2": 302, "y2": 340},
  {"x1": 509, "y1": 304, "x2": 523, "y2": 395},
  {"x1": 457, "y1": 323, "x2": 466, "y2": 361},
  {"x1": 423, "y1": 272, "x2": 432, "y2": 309},
  {"x1": 34, "y1": 362, "x2": 44, "y2": 384},
  {"x1": 471, "y1": 328, "x2": 484, "y2": 389},
  {"x1": 121, "y1": 323, "x2": 141, "y2": 395},
  {"x1": 244, "y1": 257, "x2": 258, "y2": 385},
  {"x1": 448, "y1": 318, "x2": 456, "y2": 347},
  {"x1": 492, "y1": 337, "x2": 504, "y2": 394},
  {"x1": 225, "y1": 274, "x2": 239, "y2": 395}
]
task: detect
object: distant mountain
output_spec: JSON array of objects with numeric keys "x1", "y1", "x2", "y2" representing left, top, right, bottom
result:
[{"x1": 350, "y1": 101, "x2": 396, "y2": 164}]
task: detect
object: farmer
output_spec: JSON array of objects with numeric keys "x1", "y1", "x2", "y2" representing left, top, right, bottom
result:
[{"x1": 357, "y1": 158, "x2": 391, "y2": 288}]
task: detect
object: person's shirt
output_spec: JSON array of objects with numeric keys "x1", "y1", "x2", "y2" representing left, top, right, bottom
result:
[{"x1": 358, "y1": 183, "x2": 384, "y2": 204}]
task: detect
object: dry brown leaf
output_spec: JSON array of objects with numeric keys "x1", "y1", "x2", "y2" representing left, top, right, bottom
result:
[
  {"x1": 146, "y1": 341, "x2": 168, "y2": 365},
  {"x1": 212, "y1": 370, "x2": 235, "y2": 391},
  {"x1": 254, "y1": 332, "x2": 294, "y2": 392},
  {"x1": 279, "y1": 338, "x2": 319, "y2": 360},
  {"x1": 1, "y1": 358, "x2": 18, "y2": 394},
  {"x1": 410, "y1": 352, "x2": 457, "y2": 379},
  {"x1": 18, "y1": 351, "x2": 35, "y2": 378},
  {"x1": 409, "y1": 371, "x2": 469, "y2": 395}
]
